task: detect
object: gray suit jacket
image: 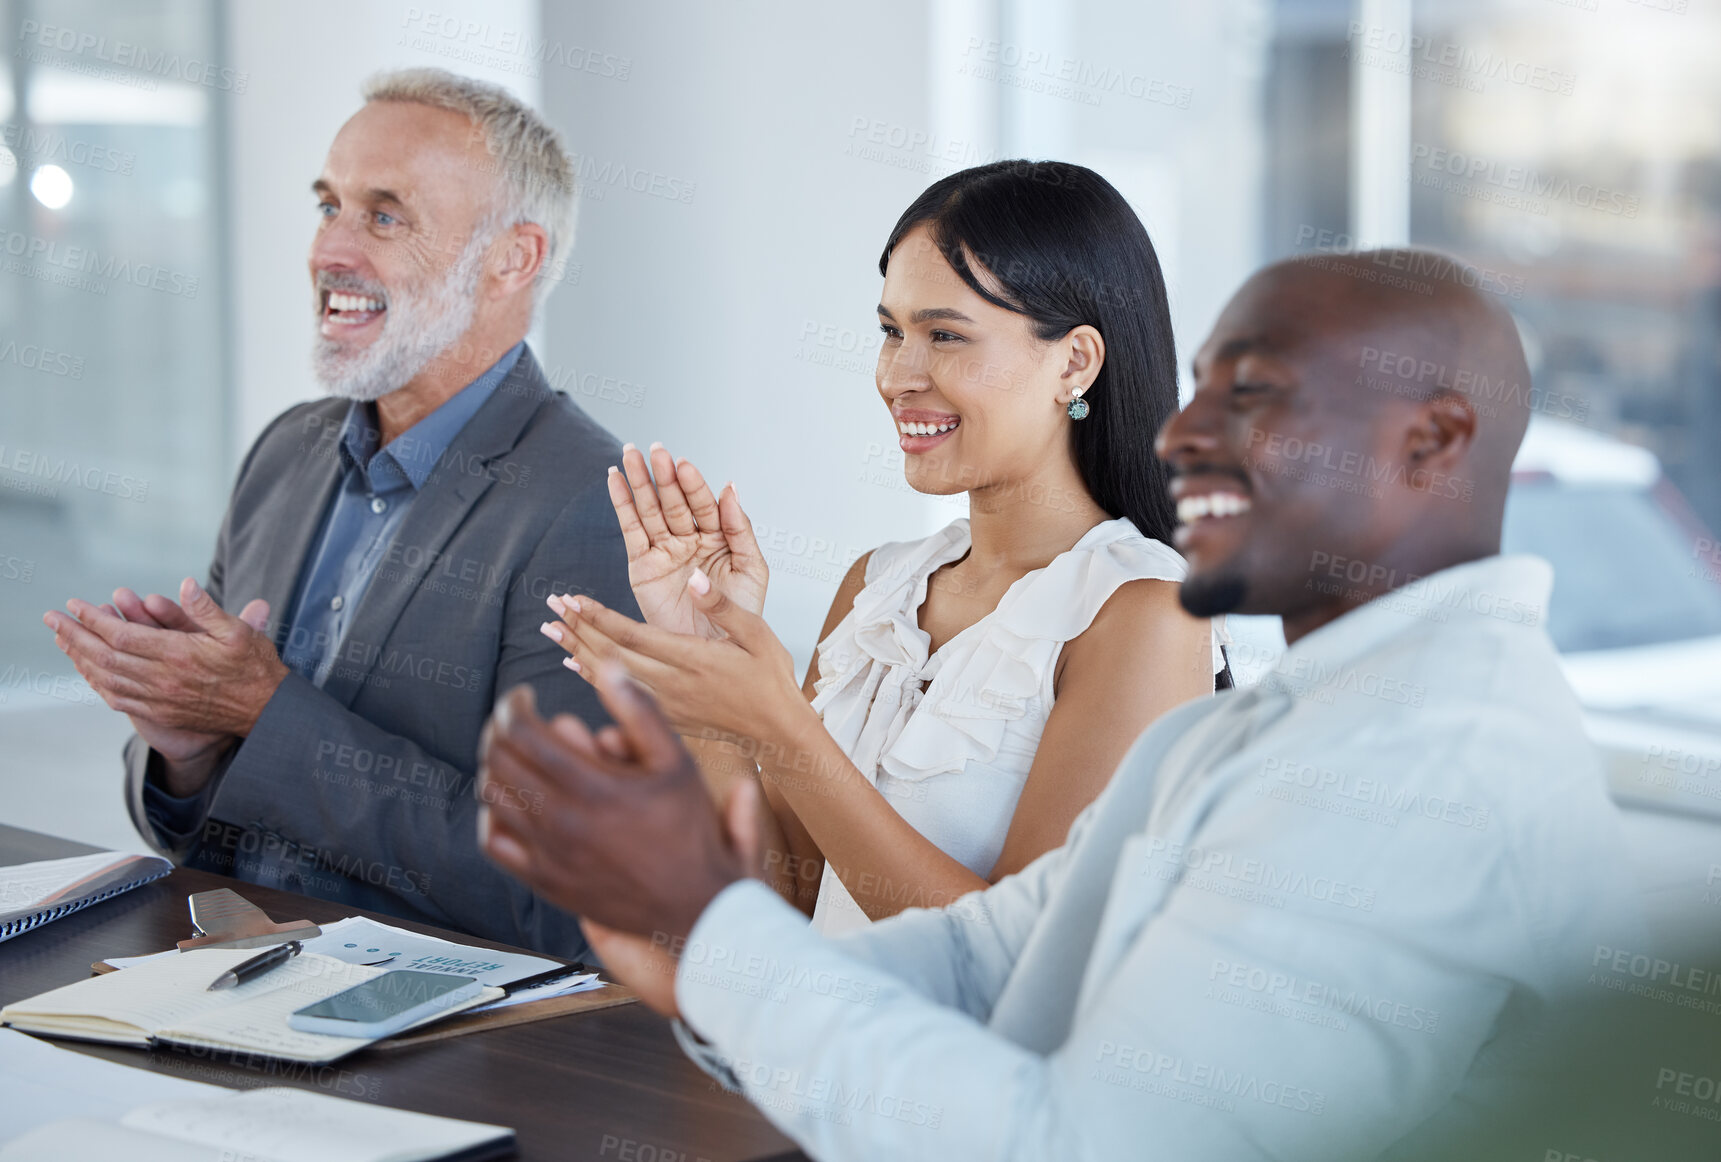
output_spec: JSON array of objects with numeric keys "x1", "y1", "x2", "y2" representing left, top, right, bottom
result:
[{"x1": 124, "y1": 347, "x2": 637, "y2": 958}]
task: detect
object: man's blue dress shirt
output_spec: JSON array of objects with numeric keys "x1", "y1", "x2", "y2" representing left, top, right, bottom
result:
[
  {"x1": 280, "y1": 342, "x2": 524, "y2": 684},
  {"x1": 146, "y1": 342, "x2": 524, "y2": 825}
]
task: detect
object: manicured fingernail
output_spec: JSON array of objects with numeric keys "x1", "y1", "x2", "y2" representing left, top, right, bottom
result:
[
  {"x1": 540, "y1": 621, "x2": 564, "y2": 643},
  {"x1": 649, "y1": 441, "x2": 664, "y2": 452},
  {"x1": 622, "y1": 442, "x2": 636, "y2": 454},
  {"x1": 560, "y1": 595, "x2": 581, "y2": 614},
  {"x1": 688, "y1": 568, "x2": 710, "y2": 596},
  {"x1": 725, "y1": 480, "x2": 737, "y2": 501},
  {"x1": 563, "y1": 656, "x2": 582, "y2": 672},
  {"x1": 607, "y1": 465, "x2": 619, "y2": 475},
  {"x1": 547, "y1": 594, "x2": 565, "y2": 614}
]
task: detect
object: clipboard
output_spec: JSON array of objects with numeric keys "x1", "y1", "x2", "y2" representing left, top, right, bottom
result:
[
  {"x1": 176, "y1": 888, "x2": 320, "y2": 951},
  {"x1": 371, "y1": 983, "x2": 638, "y2": 1049},
  {"x1": 87, "y1": 889, "x2": 638, "y2": 1047}
]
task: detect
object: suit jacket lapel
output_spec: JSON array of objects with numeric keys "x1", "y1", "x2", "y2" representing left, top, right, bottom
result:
[{"x1": 317, "y1": 350, "x2": 552, "y2": 708}]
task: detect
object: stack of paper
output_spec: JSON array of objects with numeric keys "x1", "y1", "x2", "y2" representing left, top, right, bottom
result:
[
  {"x1": 0, "y1": 1029, "x2": 515, "y2": 1161},
  {"x1": 302, "y1": 917, "x2": 603, "y2": 1012}
]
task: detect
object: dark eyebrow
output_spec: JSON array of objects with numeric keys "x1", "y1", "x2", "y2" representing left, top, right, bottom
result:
[
  {"x1": 875, "y1": 304, "x2": 976, "y2": 325},
  {"x1": 911, "y1": 307, "x2": 975, "y2": 325}
]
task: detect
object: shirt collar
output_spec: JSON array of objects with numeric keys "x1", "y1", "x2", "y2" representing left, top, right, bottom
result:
[
  {"x1": 338, "y1": 341, "x2": 526, "y2": 493},
  {"x1": 1263, "y1": 553, "x2": 1554, "y2": 682}
]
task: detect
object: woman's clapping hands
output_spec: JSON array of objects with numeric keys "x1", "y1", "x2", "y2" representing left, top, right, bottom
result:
[
  {"x1": 608, "y1": 443, "x2": 767, "y2": 639},
  {"x1": 541, "y1": 569, "x2": 803, "y2": 745}
]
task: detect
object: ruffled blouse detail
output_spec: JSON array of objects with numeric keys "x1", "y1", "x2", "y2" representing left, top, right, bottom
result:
[{"x1": 810, "y1": 517, "x2": 1219, "y2": 790}]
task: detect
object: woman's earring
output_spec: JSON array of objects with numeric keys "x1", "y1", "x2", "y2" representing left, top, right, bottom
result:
[{"x1": 1066, "y1": 388, "x2": 1090, "y2": 421}]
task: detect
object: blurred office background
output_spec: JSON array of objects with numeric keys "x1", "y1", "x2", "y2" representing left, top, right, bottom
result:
[{"x1": 1, "y1": 0, "x2": 1717, "y2": 942}]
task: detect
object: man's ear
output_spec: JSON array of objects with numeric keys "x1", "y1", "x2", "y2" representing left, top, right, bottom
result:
[
  {"x1": 491, "y1": 221, "x2": 549, "y2": 299},
  {"x1": 1058, "y1": 324, "x2": 1106, "y2": 405},
  {"x1": 1405, "y1": 390, "x2": 1476, "y2": 469}
]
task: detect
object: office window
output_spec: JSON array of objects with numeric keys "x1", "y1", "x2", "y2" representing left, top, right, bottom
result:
[
  {"x1": 1407, "y1": 0, "x2": 1721, "y2": 535},
  {"x1": 0, "y1": 0, "x2": 230, "y2": 709}
]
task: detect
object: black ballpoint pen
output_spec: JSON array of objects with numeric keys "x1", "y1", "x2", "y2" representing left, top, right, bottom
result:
[
  {"x1": 501, "y1": 961, "x2": 591, "y2": 995},
  {"x1": 206, "y1": 940, "x2": 304, "y2": 991}
]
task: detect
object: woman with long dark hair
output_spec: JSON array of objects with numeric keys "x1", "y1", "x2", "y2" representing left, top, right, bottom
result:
[{"x1": 542, "y1": 160, "x2": 1227, "y2": 932}]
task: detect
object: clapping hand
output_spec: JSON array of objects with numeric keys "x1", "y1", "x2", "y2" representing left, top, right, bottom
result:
[
  {"x1": 478, "y1": 666, "x2": 766, "y2": 1017},
  {"x1": 44, "y1": 579, "x2": 284, "y2": 795},
  {"x1": 89, "y1": 587, "x2": 245, "y2": 762},
  {"x1": 608, "y1": 443, "x2": 767, "y2": 639},
  {"x1": 541, "y1": 569, "x2": 804, "y2": 744}
]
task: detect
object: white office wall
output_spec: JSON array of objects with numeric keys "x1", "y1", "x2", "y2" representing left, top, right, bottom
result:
[
  {"x1": 536, "y1": 2, "x2": 949, "y2": 671},
  {"x1": 1055, "y1": 0, "x2": 1271, "y2": 401},
  {"x1": 223, "y1": 0, "x2": 539, "y2": 455}
]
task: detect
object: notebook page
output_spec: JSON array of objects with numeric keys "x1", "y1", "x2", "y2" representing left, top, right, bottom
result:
[
  {"x1": 1, "y1": 947, "x2": 263, "y2": 1035},
  {"x1": 164, "y1": 983, "x2": 502, "y2": 1063},
  {"x1": 0, "y1": 1118, "x2": 226, "y2": 1162},
  {"x1": 0, "y1": 1028, "x2": 227, "y2": 1140},
  {"x1": 121, "y1": 1087, "x2": 512, "y2": 1162},
  {"x1": 160, "y1": 958, "x2": 398, "y2": 1061},
  {"x1": 2, "y1": 949, "x2": 380, "y2": 1048},
  {"x1": 0, "y1": 853, "x2": 136, "y2": 911}
]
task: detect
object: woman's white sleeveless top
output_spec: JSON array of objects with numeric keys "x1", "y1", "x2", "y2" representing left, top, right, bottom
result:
[{"x1": 807, "y1": 516, "x2": 1226, "y2": 935}]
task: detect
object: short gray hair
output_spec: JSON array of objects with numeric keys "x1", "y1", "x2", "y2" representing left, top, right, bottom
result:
[{"x1": 362, "y1": 67, "x2": 576, "y2": 307}]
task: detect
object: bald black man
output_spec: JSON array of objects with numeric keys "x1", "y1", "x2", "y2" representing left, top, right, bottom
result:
[{"x1": 476, "y1": 251, "x2": 1648, "y2": 1161}]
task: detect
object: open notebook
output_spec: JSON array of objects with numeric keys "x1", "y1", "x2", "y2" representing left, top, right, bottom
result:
[
  {"x1": 0, "y1": 851, "x2": 172, "y2": 942},
  {"x1": 0, "y1": 1085, "x2": 514, "y2": 1162},
  {"x1": 0, "y1": 946, "x2": 502, "y2": 1064}
]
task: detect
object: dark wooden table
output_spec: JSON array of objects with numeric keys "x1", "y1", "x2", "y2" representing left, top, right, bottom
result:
[{"x1": 0, "y1": 823, "x2": 806, "y2": 1162}]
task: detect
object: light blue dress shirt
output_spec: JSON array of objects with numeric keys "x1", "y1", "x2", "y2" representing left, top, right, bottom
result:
[
  {"x1": 143, "y1": 343, "x2": 524, "y2": 830},
  {"x1": 671, "y1": 555, "x2": 1643, "y2": 1160},
  {"x1": 280, "y1": 342, "x2": 524, "y2": 685}
]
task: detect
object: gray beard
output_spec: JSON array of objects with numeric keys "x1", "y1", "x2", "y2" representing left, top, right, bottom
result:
[{"x1": 312, "y1": 233, "x2": 487, "y2": 402}]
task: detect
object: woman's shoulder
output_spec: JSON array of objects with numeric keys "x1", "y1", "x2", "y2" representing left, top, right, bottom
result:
[
  {"x1": 998, "y1": 518, "x2": 1188, "y2": 642},
  {"x1": 1069, "y1": 516, "x2": 1190, "y2": 581}
]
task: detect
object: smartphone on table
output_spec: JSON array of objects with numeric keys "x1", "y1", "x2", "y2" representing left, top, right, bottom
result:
[{"x1": 288, "y1": 970, "x2": 483, "y2": 1038}]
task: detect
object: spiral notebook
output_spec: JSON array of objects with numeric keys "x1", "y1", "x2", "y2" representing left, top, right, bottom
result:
[{"x1": 0, "y1": 851, "x2": 173, "y2": 942}]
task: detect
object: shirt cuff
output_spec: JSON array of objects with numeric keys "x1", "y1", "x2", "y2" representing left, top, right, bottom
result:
[
  {"x1": 671, "y1": 1018, "x2": 742, "y2": 1092},
  {"x1": 674, "y1": 878, "x2": 812, "y2": 1040},
  {"x1": 141, "y1": 770, "x2": 215, "y2": 846},
  {"x1": 138, "y1": 744, "x2": 235, "y2": 851}
]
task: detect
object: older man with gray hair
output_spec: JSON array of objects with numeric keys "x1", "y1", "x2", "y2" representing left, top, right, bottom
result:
[{"x1": 43, "y1": 68, "x2": 635, "y2": 958}]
